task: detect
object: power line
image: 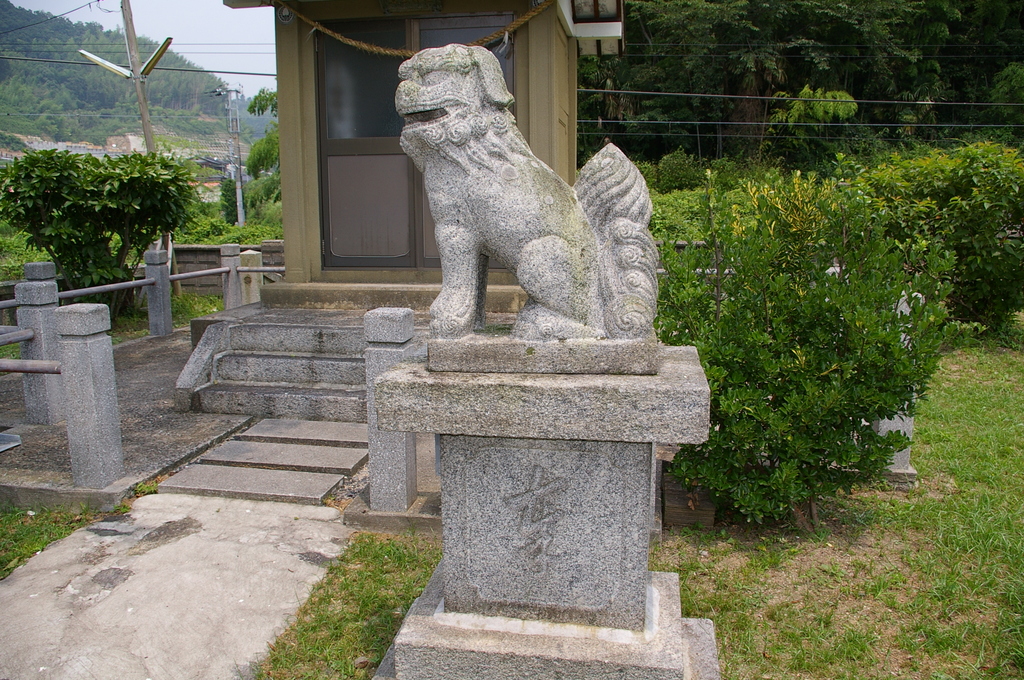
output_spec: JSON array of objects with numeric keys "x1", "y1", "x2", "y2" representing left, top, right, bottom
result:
[
  {"x1": 0, "y1": 112, "x2": 227, "y2": 118},
  {"x1": 0, "y1": 1, "x2": 99, "y2": 38},
  {"x1": 0, "y1": 42, "x2": 276, "y2": 46},
  {"x1": 624, "y1": 42, "x2": 1024, "y2": 48},
  {"x1": 579, "y1": 119, "x2": 1024, "y2": 128},
  {"x1": 619, "y1": 52, "x2": 1024, "y2": 59},
  {"x1": 579, "y1": 130, "x2": 950, "y2": 142},
  {"x1": 0, "y1": 54, "x2": 275, "y2": 76},
  {"x1": 579, "y1": 88, "x2": 1024, "y2": 107}
]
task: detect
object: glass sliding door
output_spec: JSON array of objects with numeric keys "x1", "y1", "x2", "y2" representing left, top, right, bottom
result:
[{"x1": 318, "y1": 14, "x2": 513, "y2": 270}]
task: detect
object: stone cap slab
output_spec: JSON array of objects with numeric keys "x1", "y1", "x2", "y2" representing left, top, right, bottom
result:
[
  {"x1": 55, "y1": 303, "x2": 110, "y2": 336},
  {"x1": 375, "y1": 345, "x2": 709, "y2": 444},
  {"x1": 144, "y1": 249, "x2": 168, "y2": 265},
  {"x1": 365, "y1": 307, "x2": 415, "y2": 343},
  {"x1": 15, "y1": 280, "x2": 58, "y2": 306},
  {"x1": 24, "y1": 261, "x2": 56, "y2": 280},
  {"x1": 427, "y1": 335, "x2": 659, "y2": 374}
]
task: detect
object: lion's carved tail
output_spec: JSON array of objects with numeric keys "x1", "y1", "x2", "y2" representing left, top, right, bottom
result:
[{"x1": 575, "y1": 144, "x2": 658, "y2": 339}]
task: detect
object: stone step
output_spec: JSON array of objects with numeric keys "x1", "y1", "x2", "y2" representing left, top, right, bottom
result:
[
  {"x1": 158, "y1": 465, "x2": 342, "y2": 505},
  {"x1": 214, "y1": 352, "x2": 366, "y2": 386},
  {"x1": 199, "y1": 440, "x2": 368, "y2": 475},
  {"x1": 195, "y1": 383, "x2": 367, "y2": 422},
  {"x1": 237, "y1": 419, "x2": 368, "y2": 448},
  {"x1": 227, "y1": 322, "x2": 367, "y2": 355}
]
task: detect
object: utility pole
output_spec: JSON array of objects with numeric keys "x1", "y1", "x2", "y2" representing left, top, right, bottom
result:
[
  {"x1": 120, "y1": 0, "x2": 155, "y2": 153},
  {"x1": 218, "y1": 86, "x2": 246, "y2": 226}
]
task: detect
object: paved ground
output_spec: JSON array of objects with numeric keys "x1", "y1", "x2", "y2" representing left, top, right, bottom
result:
[
  {"x1": 0, "y1": 493, "x2": 352, "y2": 680},
  {"x1": 0, "y1": 329, "x2": 251, "y2": 508}
]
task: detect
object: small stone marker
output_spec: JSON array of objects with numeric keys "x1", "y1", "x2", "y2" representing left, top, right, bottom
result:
[{"x1": 240, "y1": 249, "x2": 262, "y2": 306}]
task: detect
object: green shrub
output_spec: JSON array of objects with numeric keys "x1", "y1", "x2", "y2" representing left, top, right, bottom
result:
[
  {"x1": 0, "y1": 150, "x2": 194, "y2": 316},
  {"x1": 652, "y1": 149, "x2": 706, "y2": 193},
  {"x1": 851, "y1": 142, "x2": 1024, "y2": 331},
  {"x1": 650, "y1": 187, "x2": 753, "y2": 242},
  {"x1": 658, "y1": 174, "x2": 950, "y2": 523},
  {"x1": 0, "y1": 220, "x2": 46, "y2": 281},
  {"x1": 176, "y1": 201, "x2": 282, "y2": 246}
]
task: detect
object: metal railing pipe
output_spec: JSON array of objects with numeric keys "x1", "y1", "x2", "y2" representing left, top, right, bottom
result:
[
  {"x1": 0, "y1": 328, "x2": 35, "y2": 347},
  {"x1": 0, "y1": 358, "x2": 61, "y2": 374},
  {"x1": 169, "y1": 267, "x2": 230, "y2": 282},
  {"x1": 58, "y1": 278, "x2": 155, "y2": 300},
  {"x1": 236, "y1": 266, "x2": 286, "y2": 273}
]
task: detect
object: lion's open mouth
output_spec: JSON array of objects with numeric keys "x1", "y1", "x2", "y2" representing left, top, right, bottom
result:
[{"x1": 403, "y1": 107, "x2": 448, "y2": 124}]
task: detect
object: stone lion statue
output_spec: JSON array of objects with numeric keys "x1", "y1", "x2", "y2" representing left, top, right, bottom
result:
[{"x1": 396, "y1": 44, "x2": 657, "y2": 341}]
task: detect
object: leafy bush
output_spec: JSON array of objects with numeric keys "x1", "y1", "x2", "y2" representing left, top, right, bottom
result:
[
  {"x1": 177, "y1": 201, "x2": 281, "y2": 246},
  {"x1": 650, "y1": 187, "x2": 753, "y2": 242},
  {"x1": 0, "y1": 219, "x2": 45, "y2": 281},
  {"x1": 658, "y1": 174, "x2": 950, "y2": 523},
  {"x1": 0, "y1": 150, "x2": 194, "y2": 315},
  {"x1": 851, "y1": 142, "x2": 1024, "y2": 331}
]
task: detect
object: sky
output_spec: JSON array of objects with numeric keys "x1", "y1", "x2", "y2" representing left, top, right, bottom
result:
[{"x1": 14, "y1": 0, "x2": 277, "y2": 97}]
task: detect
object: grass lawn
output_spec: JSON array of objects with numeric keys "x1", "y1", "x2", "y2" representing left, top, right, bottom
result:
[
  {"x1": 255, "y1": 344, "x2": 1024, "y2": 680},
  {"x1": 0, "y1": 507, "x2": 98, "y2": 579}
]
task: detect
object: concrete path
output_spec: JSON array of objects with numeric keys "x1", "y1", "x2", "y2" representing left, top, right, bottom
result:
[{"x1": 0, "y1": 493, "x2": 353, "y2": 680}]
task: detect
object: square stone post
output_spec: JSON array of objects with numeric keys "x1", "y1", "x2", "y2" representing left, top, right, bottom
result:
[
  {"x1": 55, "y1": 304, "x2": 125, "y2": 489},
  {"x1": 364, "y1": 307, "x2": 418, "y2": 512},
  {"x1": 240, "y1": 249, "x2": 263, "y2": 306},
  {"x1": 15, "y1": 262, "x2": 63, "y2": 425},
  {"x1": 144, "y1": 249, "x2": 173, "y2": 337},
  {"x1": 220, "y1": 244, "x2": 242, "y2": 310}
]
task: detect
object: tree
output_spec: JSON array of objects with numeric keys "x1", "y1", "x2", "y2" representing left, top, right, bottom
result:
[
  {"x1": 0, "y1": 150, "x2": 195, "y2": 316},
  {"x1": 220, "y1": 177, "x2": 238, "y2": 225}
]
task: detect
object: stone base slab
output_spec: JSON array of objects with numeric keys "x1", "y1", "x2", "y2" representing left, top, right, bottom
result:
[
  {"x1": 883, "y1": 464, "x2": 918, "y2": 491},
  {"x1": 342, "y1": 488, "x2": 441, "y2": 534},
  {"x1": 427, "y1": 335, "x2": 660, "y2": 374},
  {"x1": 381, "y1": 567, "x2": 721, "y2": 680}
]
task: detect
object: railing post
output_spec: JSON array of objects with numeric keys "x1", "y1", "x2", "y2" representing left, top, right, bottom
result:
[
  {"x1": 15, "y1": 262, "x2": 63, "y2": 425},
  {"x1": 240, "y1": 249, "x2": 262, "y2": 306},
  {"x1": 55, "y1": 303, "x2": 125, "y2": 489},
  {"x1": 220, "y1": 243, "x2": 242, "y2": 310},
  {"x1": 144, "y1": 249, "x2": 173, "y2": 337},
  {"x1": 364, "y1": 307, "x2": 418, "y2": 512}
]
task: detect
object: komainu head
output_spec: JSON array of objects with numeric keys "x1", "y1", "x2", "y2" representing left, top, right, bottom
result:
[{"x1": 395, "y1": 44, "x2": 516, "y2": 169}]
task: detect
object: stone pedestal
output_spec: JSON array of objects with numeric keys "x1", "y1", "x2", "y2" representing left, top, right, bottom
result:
[{"x1": 374, "y1": 344, "x2": 720, "y2": 679}]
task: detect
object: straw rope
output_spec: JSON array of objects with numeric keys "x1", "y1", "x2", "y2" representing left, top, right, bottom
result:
[{"x1": 268, "y1": 0, "x2": 556, "y2": 59}]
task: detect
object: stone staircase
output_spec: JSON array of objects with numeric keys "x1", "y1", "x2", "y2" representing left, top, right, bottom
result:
[
  {"x1": 175, "y1": 309, "x2": 377, "y2": 422},
  {"x1": 159, "y1": 418, "x2": 368, "y2": 504}
]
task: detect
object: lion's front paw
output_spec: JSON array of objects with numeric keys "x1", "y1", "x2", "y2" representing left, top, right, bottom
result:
[{"x1": 430, "y1": 292, "x2": 475, "y2": 338}]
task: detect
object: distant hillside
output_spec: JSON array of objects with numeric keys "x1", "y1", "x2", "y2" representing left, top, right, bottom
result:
[{"x1": 0, "y1": 0, "x2": 241, "y2": 147}]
